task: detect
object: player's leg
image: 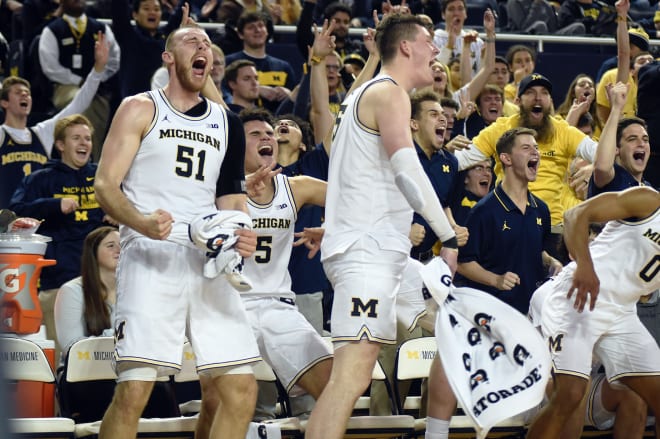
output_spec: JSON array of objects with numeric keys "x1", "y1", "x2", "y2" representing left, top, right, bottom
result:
[
  {"x1": 196, "y1": 374, "x2": 221, "y2": 439},
  {"x1": 296, "y1": 358, "x2": 333, "y2": 399},
  {"x1": 617, "y1": 375, "x2": 660, "y2": 439},
  {"x1": 425, "y1": 356, "x2": 457, "y2": 439},
  {"x1": 601, "y1": 378, "x2": 647, "y2": 439},
  {"x1": 305, "y1": 238, "x2": 406, "y2": 439},
  {"x1": 209, "y1": 369, "x2": 258, "y2": 438},
  {"x1": 304, "y1": 339, "x2": 381, "y2": 439},
  {"x1": 98, "y1": 376, "x2": 155, "y2": 438},
  {"x1": 558, "y1": 377, "x2": 590, "y2": 439},
  {"x1": 527, "y1": 373, "x2": 589, "y2": 439},
  {"x1": 596, "y1": 313, "x2": 660, "y2": 439}
]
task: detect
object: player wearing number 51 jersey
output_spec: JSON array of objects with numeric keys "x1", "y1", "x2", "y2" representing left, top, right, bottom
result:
[
  {"x1": 94, "y1": 26, "x2": 260, "y2": 439},
  {"x1": 527, "y1": 186, "x2": 660, "y2": 439}
]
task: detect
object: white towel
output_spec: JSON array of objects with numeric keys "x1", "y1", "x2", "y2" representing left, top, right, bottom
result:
[
  {"x1": 188, "y1": 210, "x2": 252, "y2": 285},
  {"x1": 420, "y1": 258, "x2": 551, "y2": 438}
]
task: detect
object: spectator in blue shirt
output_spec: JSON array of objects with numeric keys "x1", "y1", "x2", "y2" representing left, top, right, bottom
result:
[
  {"x1": 588, "y1": 81, "x2": 651, "y2": 198},
  {"x1": 408, "y1": 89, "x2": 467, "y2": 263},
  {"x1": 456, "y1": 127, "x2": 562, "y2": 314}
]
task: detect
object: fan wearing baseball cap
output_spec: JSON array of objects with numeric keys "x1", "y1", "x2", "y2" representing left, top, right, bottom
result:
[{"x1": 452, "y1": 72, "x2": 598, "y2": 261}]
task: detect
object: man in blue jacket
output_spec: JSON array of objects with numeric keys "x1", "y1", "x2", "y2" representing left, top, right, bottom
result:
[{"x1": 10, "y1": 114, "x2": 110, "y2": 350}]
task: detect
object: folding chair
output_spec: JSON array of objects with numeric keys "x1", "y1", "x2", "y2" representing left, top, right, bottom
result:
[
  {"x1": 60, "y1": 337, "x2": 180, "y2": 424},
  {"x1": 1, "y1": 336, "x2": 76, "y2": 438},
  {"x1": 393, "y1": 336, "x2": 436, "y2": 416}
]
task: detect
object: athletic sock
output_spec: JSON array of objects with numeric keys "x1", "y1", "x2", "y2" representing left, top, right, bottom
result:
[{"x1": 425, "y1": 416, "x2": 450, "y2": 439}]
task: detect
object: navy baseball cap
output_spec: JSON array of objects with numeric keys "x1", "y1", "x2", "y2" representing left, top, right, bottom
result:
[{"x1": 518, "y1": 73, "x2": 552, "y2": 97}]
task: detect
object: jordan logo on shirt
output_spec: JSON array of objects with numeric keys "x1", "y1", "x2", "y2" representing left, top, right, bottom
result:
[{"x1": 502, "y1": 221, "x2": 511, "y2": 231}]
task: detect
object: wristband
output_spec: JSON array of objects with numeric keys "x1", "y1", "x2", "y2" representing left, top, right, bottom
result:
[
  {"x1": 484, "y1": 37, "x2": 496, "y2": 43},
  {"x1": 442, "y1": 237, "x2": 458, "y2": 250},
  {"x1": 310, "y1": 55, "x2": 323, "y2": 65}
]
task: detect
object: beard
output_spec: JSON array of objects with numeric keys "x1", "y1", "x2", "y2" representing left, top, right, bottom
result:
[
  {"x1": 519, "y1": 105, "x2": 554, "y2": 143},
  {"x1": 175, "y1": 62, "x2": 205, "y2": 93}
]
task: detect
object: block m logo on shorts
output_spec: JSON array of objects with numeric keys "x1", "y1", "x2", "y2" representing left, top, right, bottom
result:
[
  {"x1": 350, "y1": 297, "x2": 378, "y2": 318},
  {"x1": 548, "y1": 334, "x2": 564, "y2": 353}
]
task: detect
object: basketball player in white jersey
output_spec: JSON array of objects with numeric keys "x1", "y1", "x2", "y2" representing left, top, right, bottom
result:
[
  {"x1": 94, "y1": 26, "x2": 260, "y2": 439},
  {"x1": 197, "y1": 109, "x2": 333, "y2": 433},
  {"x1": 527, "y1": 186, "x2": 660, "y2": 439},
  {"x1": 305, "y1": 13, "x2": 459, "y2": 439}
]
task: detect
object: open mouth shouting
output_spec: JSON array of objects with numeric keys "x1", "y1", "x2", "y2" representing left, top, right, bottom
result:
[
  {"x1": 632, "y1": 150, "x2": 647, "y2": 166},
  {"x1": 258, "y1": 144, "x2": 274, "y2": 157},
  {"x1": 527, "y1": 157, "x2": 539, "y2": 175},
  {"x1": 192, "y1": 57, "x2": 208, "y2": 78}
]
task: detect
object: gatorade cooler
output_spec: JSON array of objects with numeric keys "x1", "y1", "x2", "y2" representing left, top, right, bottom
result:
[
  {"x1": 11, "y1": 328, "x2": 57, "y2": 417},
  {"x1": 0, "y1": 233, "x2": 56, "y2": 334}
]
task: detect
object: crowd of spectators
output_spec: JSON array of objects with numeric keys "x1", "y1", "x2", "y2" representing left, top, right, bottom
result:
[{"x1": 1, "y1": 0, "x2": 659, "y2": 433}]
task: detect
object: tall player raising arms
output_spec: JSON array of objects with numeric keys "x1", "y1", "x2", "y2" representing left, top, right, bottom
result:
[
  {"x1": 94, "y1": 26, "x2": 260, "y2": 439},
  {"x1": 305, "y1": 13, "x2": 458, "y2": 439}
]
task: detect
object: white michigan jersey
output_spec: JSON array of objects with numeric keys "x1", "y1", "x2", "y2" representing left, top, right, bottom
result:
[
  {"x1": 120, "y1": 90, "x2": 230, "y2": 246},
  {"x1": 244, "y1": 174, "x2": 297, "y2": 299},
  {"x1": 553, "y1": 207, "x2": 660, "y2": 310},
  {"x1": 321, "y1": 74, "x2": 413, "y2": 261}
]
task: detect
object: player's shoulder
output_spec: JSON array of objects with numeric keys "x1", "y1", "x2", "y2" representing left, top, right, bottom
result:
[
  {"x1": 362, "y1": 78, "x2": 407, "y2": 104},
  {"x1": 119, "y1": 92, "x2": 155, "y2": 113}
]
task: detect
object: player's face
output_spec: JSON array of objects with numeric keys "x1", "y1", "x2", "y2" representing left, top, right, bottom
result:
[
  {"x1": 411, "y1": 26, "x2": 440, "y2": 89},
  {"x1": 133, "y1": 0, "x2": 162, "y2": 32},
  {"x1": 511, "y1": 51, "x2": 534, "y2": 77},
  {"x1": 442, "y1": 0, "x2": 467, "y2": 30},
  {"x1": 230, "y1": 66, "x2": 259, "y2": 101},
  {"x1": 573, "y1": 76, "x2": 594, "y2": 102},
  {"x1": 1, "y1": 84, "x2": 32, "y2": 117},
  {"x1": 518, "y1": 85, "x2": 552, "y2": 127},
  {"x1": 275, "y1": 119, "x2": 304, "y2": 152},
  {"x1": 503, "y1": 134, "x2": 540, "y2": 182},
  {"x1": 57, "y1": 123, "x2": 93, "y2": 170},
  {"x1": 97, "y1": 230, "x2": 120, "y2": 272},
  {"x1": 330, "y1": 12, "x2": 351, "y2": 39},
  {"x1": 172, "y1": 28, "x2": 213, "y2": 92},
  {"x1": 617, "y1": 123, "x2": 650, "y2": 178},
  {"x1": 478, "y1": 91, "x2": 503, "y2": 124},
  {"x1": 240, "y1": 20, "x2": 268, "y2": 49},
  {"x1": 244, "y1": 120, "x2": 278, "y2": 173},
  {"x1": 431, "y1": 62, "x2": 448, "y2": 94},
  {"x1": 412, "y1": 100, "x2": 446, "y2": 151}
]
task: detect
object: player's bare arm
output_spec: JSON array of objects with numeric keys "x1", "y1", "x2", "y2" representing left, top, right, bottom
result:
[
  {"x1": 564, "y1": 186, "x2": 660, "y2": 312},
  {"x1": 366, "y1": 81, "x2": 459, "y2": 273},
  {"x1": 95, "y1": 94, "x2": 174, "y2": 240},
  {"x1": 216, "y1": 193, "x2": 257, "y2": 258},
  {"x1": 289, "y1": 176, "x2": 327, "y2": 211}
]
